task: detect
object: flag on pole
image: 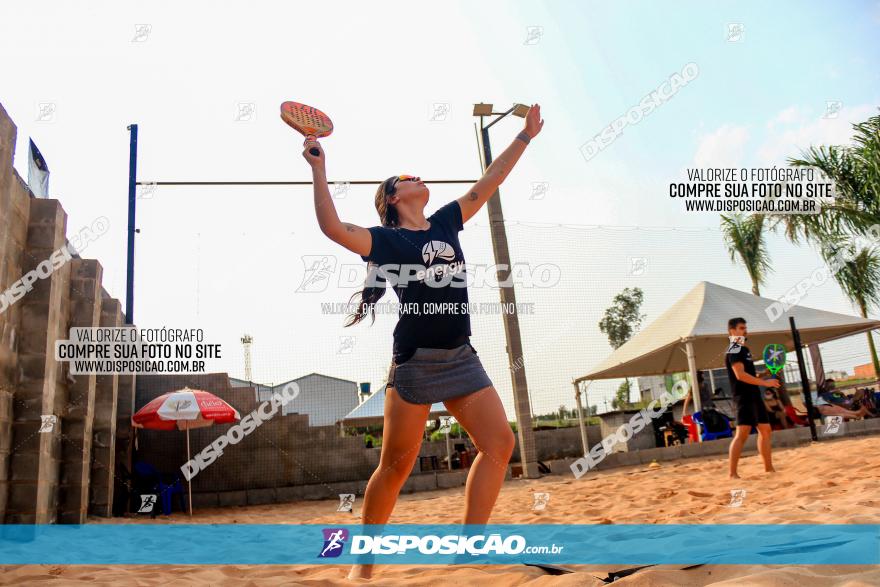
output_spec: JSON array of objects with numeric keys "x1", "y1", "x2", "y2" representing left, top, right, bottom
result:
[{"x1": 28, "y1": 138, "x2": 50, "y2": 198}]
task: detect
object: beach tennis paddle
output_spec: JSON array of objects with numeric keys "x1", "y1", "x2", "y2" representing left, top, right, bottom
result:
[
  {"x1": 280, "y1": 101, "x2": 333, "y2": 156},
  {"x1": 763, "y1": 343, "x2": 786, "y2": 380}
]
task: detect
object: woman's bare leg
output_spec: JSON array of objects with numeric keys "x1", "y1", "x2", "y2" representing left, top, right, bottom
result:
[
  {"x1": 443, "y1": 386, "x2": 515, "y2": 524},
  {"x1": 348, "y1": 386, "x2": 429, "y2": 581}
]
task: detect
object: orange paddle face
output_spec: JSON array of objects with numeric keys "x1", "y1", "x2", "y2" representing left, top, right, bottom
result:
[{"x1": 280, "y1": 101, "x2": 333, "y2": 155}]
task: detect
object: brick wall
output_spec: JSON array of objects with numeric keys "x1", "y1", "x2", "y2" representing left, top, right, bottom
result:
[{"x1": 0, "y1": 101, "x2": 132, "y2": 523}]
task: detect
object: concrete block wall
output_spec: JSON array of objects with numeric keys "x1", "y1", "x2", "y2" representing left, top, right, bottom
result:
[
  {"x1": 87, "y1": 296, "x2": 122, "y2": 517},
  {"x1": 57, "y1": 259, "x2": 101, "y2": 523},
  {"x1": 113, "y1": 370, "x2": 135, "y2": 516},
  {"x1": 0, "y1": 101, "x2": 130, "y2": 524},
  {"x1": 421, "y1": 425, "x2": 601, "y2": 467},
  {"x1": 134, "y1": 372, "x2": 610, "y2": 507},
  {"x1": 9, "y1": 198, "x2": 72, "y2": 524},
  {"x1": 0, "y1": 389, "x2": 11, "y2": 518},
  {"x1": 135, "y1": 373, "x2": 381, "y2": 502},
  {"x1": 0, "y1": 102, "x2": 30, "y2": 523}
]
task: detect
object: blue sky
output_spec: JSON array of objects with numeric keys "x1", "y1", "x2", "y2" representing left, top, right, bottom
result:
[{"x1": 1, "y1": 1, "x2": 879, "y2": 414}]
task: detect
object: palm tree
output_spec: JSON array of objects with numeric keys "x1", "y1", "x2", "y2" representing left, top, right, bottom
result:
[
  {"x1": 785, "y1": 112, "x2": 880, "y2": 245},
  {"x1": 720, "y1": 213, "x2": 772, "y2": 296},
  {"x1": 786, "y1": 111, "x2": 880, "y2": 376},
  {"x1": 820, "y1": 238, "x2": 880, "y2": 377}
]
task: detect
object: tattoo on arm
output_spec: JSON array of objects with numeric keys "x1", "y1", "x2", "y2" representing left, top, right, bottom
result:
[
  {"x1": 468, "y1": 191, "x2": 478, "y2": 201},
  {"x1": 343, "y1": 223, "x2": 358, "y2": 232},
  {"x1": 490, "y1": 157, "x2": 512, "y2": 182}
]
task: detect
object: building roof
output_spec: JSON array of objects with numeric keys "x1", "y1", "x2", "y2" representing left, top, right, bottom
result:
[
  {"x1": 341, "y1": 387, "x2": 450, "y2": 426},
  {"x1": 229, "y1": 372, "x2": 359, "y2": 390},
  {"x1": 271, "y1": 372, "x2": 359, "y2": 389}
]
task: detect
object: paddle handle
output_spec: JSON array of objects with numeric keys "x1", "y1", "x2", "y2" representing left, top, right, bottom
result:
[{"x1": 306, "y1": 134, "x2": 320, "y2": 156}]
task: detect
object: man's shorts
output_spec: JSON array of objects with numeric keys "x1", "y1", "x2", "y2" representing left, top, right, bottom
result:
[{"x1": 734, "y1": 392, "x2": 770, "y2": 427}]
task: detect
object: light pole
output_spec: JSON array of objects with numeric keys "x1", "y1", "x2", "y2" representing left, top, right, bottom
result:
[{"x1": 473, "y1": 103, "x2": 539, "y2": 479}]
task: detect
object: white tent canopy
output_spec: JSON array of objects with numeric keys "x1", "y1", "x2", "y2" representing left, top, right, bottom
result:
[
  {"x1": 340, "y1": 387, "x2": 450, "y2": 427},
  {"x1": 578, "y1": 281, "x2": 880, "y2": 382}
]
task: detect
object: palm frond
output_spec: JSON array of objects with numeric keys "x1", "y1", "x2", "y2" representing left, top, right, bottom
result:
[{"x1": 720, "y1": 213, "x2": 772, "y2": 293}]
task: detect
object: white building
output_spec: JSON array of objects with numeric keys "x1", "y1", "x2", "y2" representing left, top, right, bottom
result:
[
  {"x1": 238, "y1": 372, "x2": 360, "y2": 427},
  {"x1": 229, "y1": 377, "x2": 273, "y2": 399}
]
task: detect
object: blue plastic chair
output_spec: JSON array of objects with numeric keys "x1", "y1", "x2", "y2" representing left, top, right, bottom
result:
[
  {"x1": 134, "y1": 461, "x2": 187, "y2": 516},
  {"x1": 692, "y1": 411, "x2": 734, "y2": 441}
]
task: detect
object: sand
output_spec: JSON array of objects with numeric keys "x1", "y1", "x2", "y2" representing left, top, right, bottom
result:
[{"x1": 2, "y1": 435, "x2": 878, "y2": 586}]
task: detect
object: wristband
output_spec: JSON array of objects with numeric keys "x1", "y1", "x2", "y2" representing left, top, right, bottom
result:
[{"x1": 516, "y1": 131, "x2": 531, "y2": 145}]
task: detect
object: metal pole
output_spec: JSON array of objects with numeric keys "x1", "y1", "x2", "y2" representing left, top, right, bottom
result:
[
  {"x1": 573, "y1": 380, "x2": 589, "y2": 458},
  {"x1": 136, "y1": 179, "x2": 478, "y2": 186},
  {"x1": 479, "y1": 119, "x2": 538, "y2": 479},
  {"x1": 445, "y1": 421, "x2": 453, "y2": 470},
  {"x1": 684, "y1": 338, "x2": 703, "y2": 441},
  {"x1": 186, "y1": 426, "x2": 193, "y2": 516},
  {"x1": 789, "y1": 317, "x2": 819, "y2": 441},
  {"x1": 125, "y1": 124, "x2": 138, "y2": 324}
]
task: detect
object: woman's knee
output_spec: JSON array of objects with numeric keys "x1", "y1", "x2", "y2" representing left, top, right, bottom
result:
[
  {"x1": 374, "y1": 458, "x2": 413, "y2": 486},
  {"x1": 376, "y1": 446, "x2": 420, "y2": 484},
  {"x1": 477, "y1": 426, "x2": 515, "y2": 460}
]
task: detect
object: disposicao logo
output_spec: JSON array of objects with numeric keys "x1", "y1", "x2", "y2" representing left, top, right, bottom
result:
[
  {"x1": 322, "y1": 531, "x2": 531, "y2": 556},
  {"x1": 319, "y1": 528, "x2": 349, "y2": 558}
]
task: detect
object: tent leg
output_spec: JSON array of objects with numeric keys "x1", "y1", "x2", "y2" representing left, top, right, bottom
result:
[
  {"x1": 445, "y1": 422, "x2": 452, "y2": 470},
  {"x1": 684, "y1": 338, "x2": 703, "y2": 442},
  {"x1": 573, "y1": 380, "x2": 589, "y2": 458},
  {"x1": 186, "y1": 427, "x2": 193, "y2": 517}
]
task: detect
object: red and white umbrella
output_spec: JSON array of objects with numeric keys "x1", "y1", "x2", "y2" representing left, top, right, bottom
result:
[{"x1": 132, "y1": 387, "x2": 240, "y2": 515}]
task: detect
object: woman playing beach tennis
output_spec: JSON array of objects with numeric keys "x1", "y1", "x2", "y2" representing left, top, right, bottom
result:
[{"x1": 301, "y1": 104, "x2": 542, "y2": 579}]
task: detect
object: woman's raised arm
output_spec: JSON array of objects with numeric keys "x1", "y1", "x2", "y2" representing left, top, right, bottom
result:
[
  {"x1": 303, "y1": 140, "x2": 372, "y2": 257},
  {"x1": 457, "y1": 103, "x2": 543, "y2": 224}
]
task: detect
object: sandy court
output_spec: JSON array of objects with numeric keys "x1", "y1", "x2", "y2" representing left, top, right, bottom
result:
[{"x1": 2, "y1": 435, "x2": 878, "y2": 586}]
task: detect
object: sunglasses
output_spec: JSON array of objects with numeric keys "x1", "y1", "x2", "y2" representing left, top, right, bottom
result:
[{"x1": 385, "y1": 175, "x2": 421, "y2": 195}]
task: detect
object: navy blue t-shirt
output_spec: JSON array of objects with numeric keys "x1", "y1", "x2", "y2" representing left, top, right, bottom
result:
[
  {"x1": 724, "y1": 343, "x2": 760, "y2": 399},
  {"x1": 360, "y1": 200, "x2": 470, "y2": 362}
]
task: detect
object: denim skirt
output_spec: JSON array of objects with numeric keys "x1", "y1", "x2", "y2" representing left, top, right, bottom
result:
[{"x1": 385, "y1": 343, "x2": 493, "y2": 405}]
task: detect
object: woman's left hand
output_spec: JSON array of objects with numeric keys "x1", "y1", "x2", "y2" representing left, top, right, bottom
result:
[{"x1": 523, "y1": 103, "x2": 544, "y2": 139}]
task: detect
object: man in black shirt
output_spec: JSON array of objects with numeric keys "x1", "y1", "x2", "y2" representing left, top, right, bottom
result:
[{"x1": 724, "y1": 317, "x2": 781, "y2": 479}]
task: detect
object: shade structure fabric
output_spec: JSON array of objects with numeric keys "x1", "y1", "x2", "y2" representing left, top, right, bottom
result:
[
  {"x1": 341, "y1": 387, "x2": 450, "y2": 426},
  {"x1": 579, "y1": 281, "x2": 880, "y2": 381},
  {"x1": 132, "y1": 387, "x2": 241, "y2": 431}
]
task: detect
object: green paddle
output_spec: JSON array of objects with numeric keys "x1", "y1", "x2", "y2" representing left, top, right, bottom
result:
[{"x1": 762, "y1": 343, "x2": 787, "y2": 379}]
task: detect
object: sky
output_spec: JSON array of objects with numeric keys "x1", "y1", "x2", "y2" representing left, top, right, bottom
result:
[{"x1": 1, "y1": 0, "x2": 879, "y2": 417}]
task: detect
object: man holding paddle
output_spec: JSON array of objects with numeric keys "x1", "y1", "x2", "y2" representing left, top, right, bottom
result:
[{"x1": 725, "y1": 317, "x2": 781, "y2": 479}]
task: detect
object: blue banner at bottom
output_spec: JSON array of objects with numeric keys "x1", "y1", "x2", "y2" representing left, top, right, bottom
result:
[{"x1": 1, "y1": 524, "x2": 877, "y2": 565}]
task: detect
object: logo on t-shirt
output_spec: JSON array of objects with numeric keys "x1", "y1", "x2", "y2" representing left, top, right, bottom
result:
[{"x1": 422, "y1": 240, "x2": 456, "y2": 265}]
